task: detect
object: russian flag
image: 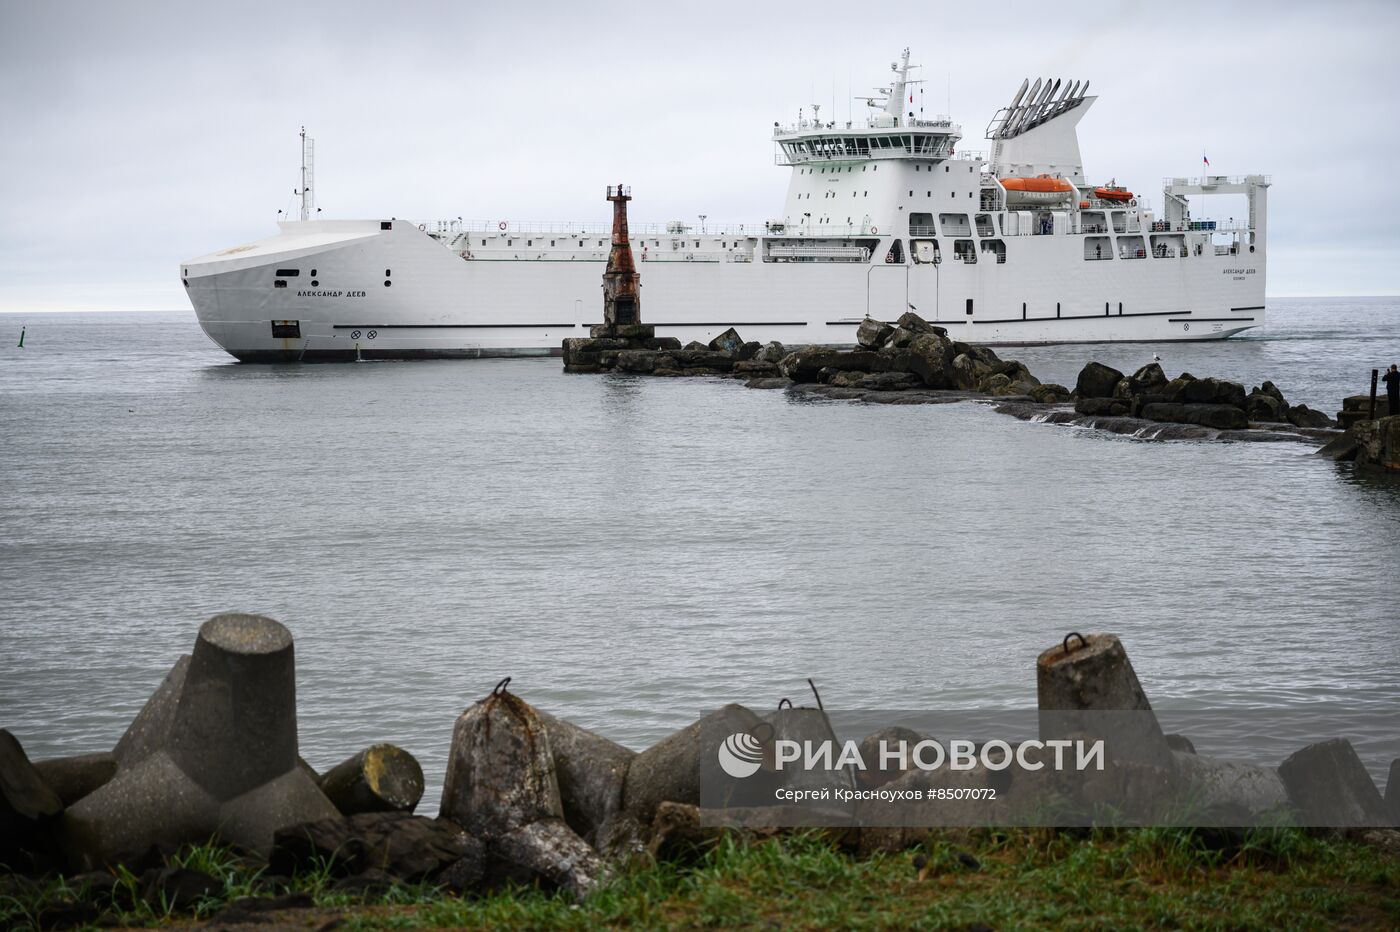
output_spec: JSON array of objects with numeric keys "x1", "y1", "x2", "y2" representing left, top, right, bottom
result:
[{"x1": 1203, "y1": 153, "x2": 1210, "y2": 167}]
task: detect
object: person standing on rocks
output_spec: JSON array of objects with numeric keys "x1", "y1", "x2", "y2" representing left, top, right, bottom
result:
[{"x1": 1383, "y1": 364, "x2": 1399, "y2": 416}]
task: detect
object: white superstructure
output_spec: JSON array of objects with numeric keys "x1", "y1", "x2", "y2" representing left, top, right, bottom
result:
[{"x1": 183, "y1": 51, "x2": 1270, "y2": 362}]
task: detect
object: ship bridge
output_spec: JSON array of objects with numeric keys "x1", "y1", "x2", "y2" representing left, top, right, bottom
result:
[
  {"x1": 773, "y1": 116, "x2": 962, "y2": 165},
  {"x1": 773, "y1": 48, "x2": 962, "y2": 166}
]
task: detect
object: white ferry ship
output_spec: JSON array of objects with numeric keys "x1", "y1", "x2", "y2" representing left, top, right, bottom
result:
[{"x1": 183, "y1": 51, "x2": 1269, "y2": 362}]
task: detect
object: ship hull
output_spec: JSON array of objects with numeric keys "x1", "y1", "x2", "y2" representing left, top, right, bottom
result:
[{"x1": 184, "y1": 220, "x2": 1266, "y2": 362}]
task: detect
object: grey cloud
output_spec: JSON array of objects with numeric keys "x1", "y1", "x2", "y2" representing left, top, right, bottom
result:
[{"x1": 1, "y1": 0, "x2": 1396, "y2": 309}]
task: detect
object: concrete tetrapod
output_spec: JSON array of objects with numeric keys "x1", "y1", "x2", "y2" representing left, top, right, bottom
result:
[
  {"x1": 1036, "y1": 633, "x2": 1177, "y2": 823},
  {"x1": 63, "y1": 614, "x2": 337, "y2": 868},
  {"x1": 33, "y1": 752, "x2": 117, "y2": 807},
  {"x1": 536, "y1": 709, "x2": 635, "y2": 848},
  {"x1": 1169, "y1": 751, "x2": 1292, "y2": 826},
  {"x1": 439, "y1": 680, "x2": 605, "y2": 899},
  {"x1": 318, "y1": 744, "x2": 425, "y2": 815},
  {"x1": 112, "y1": 655, "x2": 190, "y2": 767},
  {"x1": 1, "y1": 729, "x2": 66, "y2": 872},
  {"x1": 1277, "y1": 738, "x2": 1389, "y2": 826},
  {"x1": 1036, "y1": 633, "x2": 1174, "y2": 769}
]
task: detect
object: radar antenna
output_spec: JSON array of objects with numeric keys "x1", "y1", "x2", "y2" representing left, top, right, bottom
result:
[{"x1": 859, "y1": 48, "x2": 924, "y2": 123}]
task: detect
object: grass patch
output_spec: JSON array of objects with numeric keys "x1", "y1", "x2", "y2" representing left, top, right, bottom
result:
[{"x1": 1, "y1": 828, "x2": 1395, "y2": 930}]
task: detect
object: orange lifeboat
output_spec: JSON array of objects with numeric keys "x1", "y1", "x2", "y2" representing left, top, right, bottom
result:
[
  {"x1": 1001, "y1": 175, "x2": 1075, "y2": 194},
  {"x1": 1092, "y1": 185, "x2": 1133, "y2": 202},
  {"x1": 1000, "y1": 174, "x2": 1074, "y2": 206}
]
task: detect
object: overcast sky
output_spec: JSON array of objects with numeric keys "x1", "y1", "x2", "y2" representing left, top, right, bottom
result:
[{"x1": 2, "y1": 0, "x2": 1397, "y2": 311}]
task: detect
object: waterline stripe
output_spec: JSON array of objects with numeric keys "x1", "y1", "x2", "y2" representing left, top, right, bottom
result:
[{"x1": 947, "y1": 310, "x2": 1193, "y2": 325}]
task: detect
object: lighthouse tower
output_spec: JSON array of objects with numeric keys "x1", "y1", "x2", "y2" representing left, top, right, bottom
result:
[{"x1": 602, "y1": 183, "x2": 642, "y2": 327}]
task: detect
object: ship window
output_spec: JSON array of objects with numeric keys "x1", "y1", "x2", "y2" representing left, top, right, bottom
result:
[
  {"x1": 385, "y1": 269, "x2": 392, "y2": 276},
  {"x1": 384, "y1": 280, "x2": 392, "y2": 287},
  {"x1": 946, "y1": 166, "x2": 950, "y2": 172},
  {"x1": 927, "y1": 191, "x2": 931, "y2": 197},
  {"x1": 909, "y1": 190, "x2": 913, "y2": 197},
  {"x1": 273, "y1": 280, "x2": 287, "y2": 288},
  {"x1": 951, "y1": 192, "x2": 955, "y2": 199},
  {"x1": 863, "y1": 191, "x2": 868, "y2": 197},
  {"x1": 527, "y1": 240, "x2": 533, "y2": 246},
  {"x1": 380, "y1": 221, "x2": 392, "y2": 230},
  {"x1": 482, "y1": 239, "x2": 486, "y2": 246},
  {"x1": 966, "y1": 298, "x2": 974, "y2": 315},
  {"x1": 275, "y1": 268, "x2": 299, "y2": 277},
  {"x1": 311, "y1": 280, "x2": 319, "y2": 286},
  {"x1": 310, "y1": 268, "x2": 317, "y2": 276},
  {"x1": 551, "y1": 240, "x2": 555, "y2": 246}
]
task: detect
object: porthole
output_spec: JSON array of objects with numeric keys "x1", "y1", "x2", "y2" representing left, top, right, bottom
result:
[
  {"x1": 1249, "y1": 245, "x2": 1255, "y2": 253},
  {"x1": 311, "y1": 269, "x2": 318, "y2": 276},
  {"x1": 384, "y1": 280, "x2": 392, "y2": 287},
  {"x1": 311, "y1": 280, "x2": 319, "y2": 286},
  {"x1": 384, "y1": 269, "x2": 392, "y2": 276}
]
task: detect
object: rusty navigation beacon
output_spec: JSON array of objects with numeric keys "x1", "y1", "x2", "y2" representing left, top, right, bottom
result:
[
  {"x1": 560, "y1": 183, "x2": 669, "y2": 371},
  {"x1": 602, "y1": 182, "x2": 642, "y2": 330}
]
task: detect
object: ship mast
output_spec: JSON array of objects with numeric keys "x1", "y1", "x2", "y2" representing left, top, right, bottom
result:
[{"x1": 296, "y1": 127, "x2": 316, "y2": 222}]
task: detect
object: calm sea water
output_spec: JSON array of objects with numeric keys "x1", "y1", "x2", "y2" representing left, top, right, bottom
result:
[{"x1": 2, "y1": 298, "x2": 1398, "y2": 802}]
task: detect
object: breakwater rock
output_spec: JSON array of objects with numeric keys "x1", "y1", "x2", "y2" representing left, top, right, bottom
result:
[
  {"x1": 1315, "y1": 414, "x2": 1400, "y2": 472},
  {"x1": 1071, "y1": 363, "x2": 1335, "y2": 432}
]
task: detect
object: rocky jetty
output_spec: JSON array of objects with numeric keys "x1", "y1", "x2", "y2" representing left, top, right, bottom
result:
[
  {"x1": 560, "y1": 315, "x2": 1355, "y2": 452},
  {"x1": 563, "y1": 312, "x2": 1070, "y2": 406}
]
